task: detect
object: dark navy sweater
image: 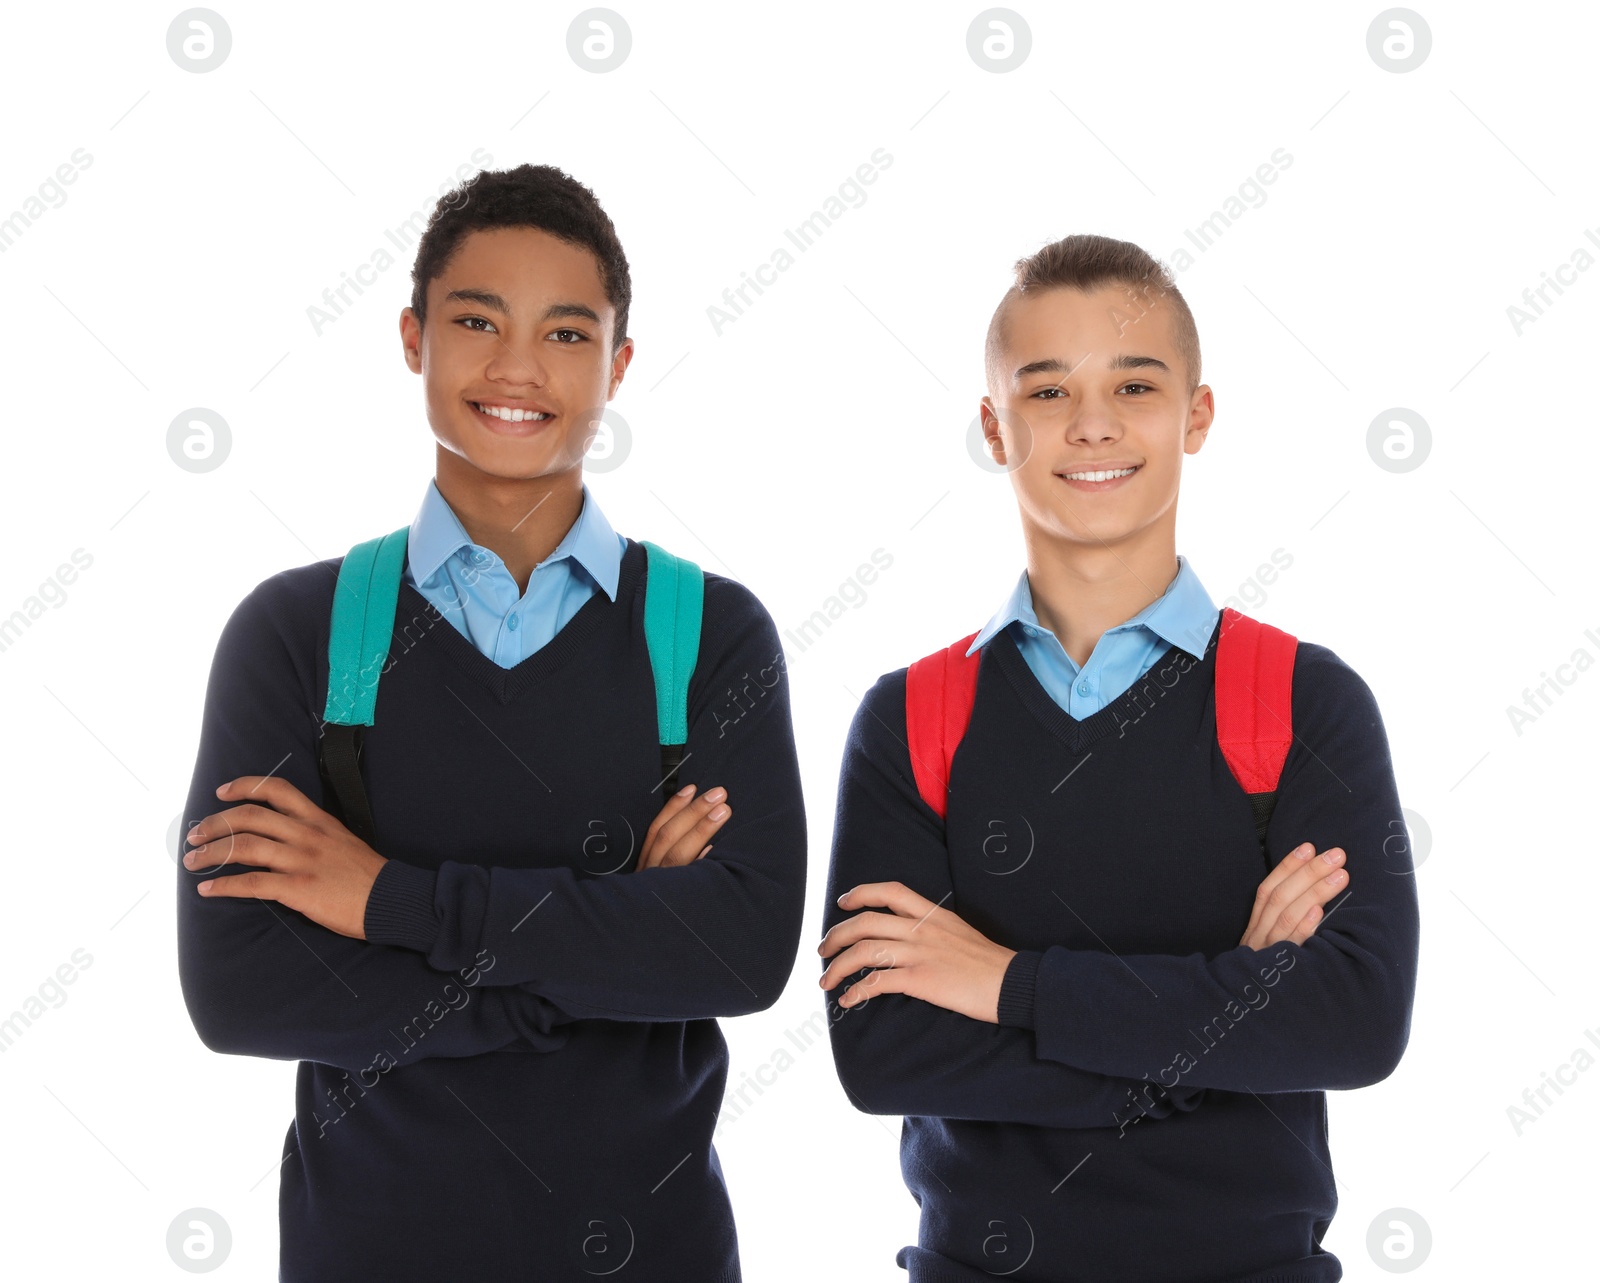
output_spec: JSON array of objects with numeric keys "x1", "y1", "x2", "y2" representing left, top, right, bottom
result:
[
  {"x1": 822, "y1": 619, "x2": 1419, "y2": 1283},
  {"x1": 177, "y1": 537, "x2": 806, "y2": 1282}
]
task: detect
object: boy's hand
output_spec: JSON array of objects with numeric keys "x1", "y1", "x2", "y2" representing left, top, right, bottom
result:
[
  {"x1": 636, "y1": 784, "x2": 732, "y2": 870},
  {"x1": 183, "y1": 777, "x2": 387, "y2": 940},
  {"x1": 817, "y1": 883, "x2": 1017, "y2": 1024},
  {"x1": 1240, "y1": 842, "x2": 1349, "y2": 950}
]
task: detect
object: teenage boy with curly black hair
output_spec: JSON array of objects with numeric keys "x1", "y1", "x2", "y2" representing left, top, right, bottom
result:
[{"x1": 179, "y1": 164, "x2": 805, "y2": 1282}]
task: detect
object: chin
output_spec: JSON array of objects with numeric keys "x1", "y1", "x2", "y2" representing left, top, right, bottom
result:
[
  {"x1": 439, "y1": 436, "x2": 555, "y2": 478},
  {"x1": 475, "y1": 454, "x2": 572, "y2": 482}
]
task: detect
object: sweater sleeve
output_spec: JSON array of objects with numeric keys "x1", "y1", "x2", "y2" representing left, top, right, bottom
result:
[
  {"x1": 820, "y1": 669, "x2": 1206, "y2": 1129},
  {"x1": 177, "y1": 570, "x2": 574, "y2": 1075},
  {"x1": 997, "y1": 644, "x2": 1421, "y2": 1094},
  {"x1": 360, "y1": 577, "x2": 808, "y2": 1022}
]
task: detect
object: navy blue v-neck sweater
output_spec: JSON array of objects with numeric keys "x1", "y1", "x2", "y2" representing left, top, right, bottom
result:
[
  {"x1": 822, "y1": 621, "x2": 1420, "y2": 1283},
  {"x1": 178, "y1": 537, "x2": 806, "y2": 1282}
]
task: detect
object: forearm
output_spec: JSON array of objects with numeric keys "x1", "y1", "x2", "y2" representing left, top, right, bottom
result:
[
  {"x1": 364, "y1": 821, "x2": 804, "y2": 1020},
  {"x1": 997, "y1": 935, "x2": 1410, "y2": 1093},
  {"x1": 178, "y1": 847, "x2": 576, "y2": 1073},
  {"x1": 825, "y1": 980, "x2": 1204, "y2": 1129}
]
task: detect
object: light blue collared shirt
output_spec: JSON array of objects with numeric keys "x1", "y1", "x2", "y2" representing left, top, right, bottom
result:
[
  {"x1": 401, "y1": 478, "x2": 627, "y2": 668},
  {"x1": 967, "y1": 556, "x2": 1220, "y2": 719}
]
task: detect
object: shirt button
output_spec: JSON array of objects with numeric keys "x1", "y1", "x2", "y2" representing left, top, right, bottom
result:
[
  {"x1": 506, "y1": 614, "x2": 520, "y2": 632},
  {"x1": 1077, "y1": 680, "x2": 1091, "y2": 695},
  {"x1": 471, "y1": 550, "x2": 488, "y2": 565}
]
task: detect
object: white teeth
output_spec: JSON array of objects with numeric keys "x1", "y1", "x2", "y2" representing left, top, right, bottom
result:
[
  {"x1": 1062, "y1": 467, "x2": 1137, "y2": 482},
  {"x1": 474, "y1": 402, "x2": 549, "y2": 422}
]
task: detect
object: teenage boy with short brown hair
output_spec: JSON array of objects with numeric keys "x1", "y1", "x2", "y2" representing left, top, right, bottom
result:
[{"x1": 820, "y1": 234, "x2": 1419, "y2": 1282}]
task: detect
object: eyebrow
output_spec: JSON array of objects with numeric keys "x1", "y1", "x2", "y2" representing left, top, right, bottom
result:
[
  {"x1": 443, "y1": 288, "x2": 602, "y2": 325},
  {"x1": 1013, "y1": 353, "x2": 1170, "y2": 382}
]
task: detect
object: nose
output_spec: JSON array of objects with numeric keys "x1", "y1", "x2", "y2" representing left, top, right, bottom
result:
[
  {"x1": 1065, "y1": 404, "x2": 1121, "y2": 444},
  {"x1": 482, "y1": 331, "x2": 549, "y2": 388}
]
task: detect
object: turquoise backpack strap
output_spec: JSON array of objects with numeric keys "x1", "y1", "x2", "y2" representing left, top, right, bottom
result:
[
  {"x1": 323, "y1": 527, "x2": 410, "y2": 726},
  {"x1": 317, "y1": 526, "x2": 407, "y2": 848},
  {"x1": 641, "y1": 540, "x2": 705, "y2": 793}
]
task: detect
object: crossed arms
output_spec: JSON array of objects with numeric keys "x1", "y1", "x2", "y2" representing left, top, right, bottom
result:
[
  {"x1": 817, "y1": 648, "x2": 1420, "y2": 1128},
  {"x1": 177, "y1": 570, "x2": 806, "y2": 1075}
]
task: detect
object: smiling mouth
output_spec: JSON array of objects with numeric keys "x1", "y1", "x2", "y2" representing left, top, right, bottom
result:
[
  {"x1": 469, "y1": 400, "x2": 554, "y2": 423},
  {"x1": 1056, "y1": 464, "x2": 1141, "y2": 490}
]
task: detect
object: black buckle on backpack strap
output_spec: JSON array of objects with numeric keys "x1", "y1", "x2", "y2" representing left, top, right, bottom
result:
[
  {"x1": 659, "y1": 743, "x2": 686, "y2": 796},
  {"x1": 318, "y1": 722, "x2": 378, "y2": 849},
  {"x1": 1249, "y1": 790, "x2": 1278, "y2": 867}
]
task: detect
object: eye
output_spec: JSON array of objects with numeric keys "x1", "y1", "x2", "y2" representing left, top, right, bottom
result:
[
  {"x1": 1120, "y1": 381, "x2": 1154, "y2": 394},
  {"x1": 1031, "y1": 386, "x2": 1065, "y2": 399},
  {"x1": 549, "y1": 328, "x2": 588, "y2": 343},
  {"x1": 456, "y1": 316, "x2": 496, "y2": 334}
]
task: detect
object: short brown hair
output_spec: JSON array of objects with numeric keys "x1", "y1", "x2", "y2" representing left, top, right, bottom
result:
[{"x1": 985, "y1": 233, "x2": 1201, "y2": 398}]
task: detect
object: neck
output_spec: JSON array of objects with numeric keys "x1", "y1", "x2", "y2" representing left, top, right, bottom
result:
[
  {"x1": 1020, "y1": 520, "x2": 1179, "y2": 669},
  {"x1": 434, "y1": 448, "x2": 585, "y2": 595}
]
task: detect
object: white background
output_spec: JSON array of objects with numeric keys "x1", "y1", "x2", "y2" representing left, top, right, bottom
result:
[{"x1": 1, "y1": 1, "x2": 1595, "y2": 1278}]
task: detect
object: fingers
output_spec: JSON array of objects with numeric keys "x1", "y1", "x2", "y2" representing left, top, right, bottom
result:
[
  {"x1": 637, "y1": 785, "x2": 732, "y2": 870},
  {"x1": 653, "y1": 794, "x2": 730, "y2": 868},
  {"x1": 644, "y1": 785, "x2": 730, "y2": 869},
  {"x1": 1241, "y1": 845, "x2": 1349, "y2": 949},
  {"x1": 214, "y1": 776, "x2": 320, "y2": 822},
  {"x1": 1241, "y1": 842, "x2": 1315, "y2": 943},
  {"x1": 818, "y1": 907, "x2": 915, "y2": 961},
  {"x1": 1284, "y1": 902, "x2": 1323, "y2": 947},
  {"x1": 832, "y1": 881, "x2": 935, "y2": 920},
  {"x1": 639, "y1": 785, "x2": 697, "y2": 867},
  {"x1": 183, "y1": 804, "x2": 300, "y2": 875},
  {"x1": 1267, "y1": 858, "x2": 1347, "y2": 945},
  {"x1": 187, "y1": 802, "x2": 297, "y2": 848},
  {"x1": 1251, "y1": 842, "x2": 1317, "y2": 908},
  {"x1": 186, "y1": 779, "x2": 321, "y2": 874},
  {"x1": 818, "y1": 937, "x2": 914, "y2": 994},
  {"x1": 837, "y1": 963, "x2": 911, "y2": 1009},
  {"x1": 193, "y1": 869, "x2": 287, "y2": 901}
]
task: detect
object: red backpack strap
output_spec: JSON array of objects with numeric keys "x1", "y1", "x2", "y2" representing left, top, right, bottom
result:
[
  {"x1": 1214, "y1": 607, "x2": 1298, "y2": 848},
  {"x1": 904, "y1": 631, "x2": 983, "y2": 819}
]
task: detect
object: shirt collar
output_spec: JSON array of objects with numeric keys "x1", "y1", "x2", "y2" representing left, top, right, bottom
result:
[
  {"x1": 407, "y1": 478, "x2": 624, "y2": 600},
  {"x1": 965, "y1": 555, "x2": 1219, "y2": 660}
]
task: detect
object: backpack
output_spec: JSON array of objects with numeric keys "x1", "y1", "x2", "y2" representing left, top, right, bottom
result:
[
  {"x1": 905, "y1": 607, "x2": 1298, "y2": 859},
  {"x1": 316, "y1": 528, "x2": 704, "y2": 848}
]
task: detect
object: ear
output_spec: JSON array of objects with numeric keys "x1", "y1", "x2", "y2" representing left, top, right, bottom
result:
[
  {"x1": 400, "y1": 308, "x2": 423, "y2": 375},
  {"x1": 1183, "y1": 385, "x2": 1215, "y2": 455},
  {"x1": 979, "y1": 396, "x2": 1007, "y2": 465},
  {"x1": 607, "y1": 336, "x2": 636, "y2": 397}
]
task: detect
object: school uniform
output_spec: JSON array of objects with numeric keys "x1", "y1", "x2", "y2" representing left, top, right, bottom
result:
[
  {"x1": 178, "y1": 480, "x2": 806, "y2": 1282},
  {"x1": 822, "y1": 557, "x2": 1419, "y2": 1283}
]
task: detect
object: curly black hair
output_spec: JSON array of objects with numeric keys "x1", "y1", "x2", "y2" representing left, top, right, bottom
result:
[{"x1": 409, "y1": 163, "x2": 631, "y2": 352}]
